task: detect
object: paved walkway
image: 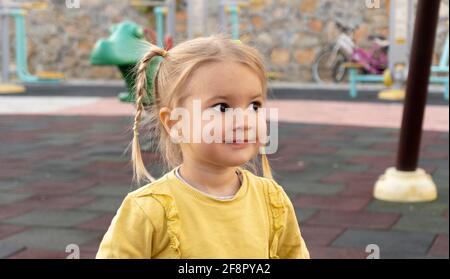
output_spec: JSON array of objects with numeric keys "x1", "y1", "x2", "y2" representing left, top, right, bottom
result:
[{"x1": 0, "y1": 90, "x2": 448, "y2": 259}]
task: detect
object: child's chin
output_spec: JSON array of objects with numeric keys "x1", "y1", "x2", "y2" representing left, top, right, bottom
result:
[{"x1": 219, "y1": 151, "x2": 255, "y2": 167}]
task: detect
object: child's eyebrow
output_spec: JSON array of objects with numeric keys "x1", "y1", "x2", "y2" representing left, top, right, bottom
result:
[
  {"x1": 248, "y1": 93, "x2": 264, "y2": 100},
  {"x1": 206, "y1": 95, "x2": 228, "y2": 102},
  {"x1": 206, "y1": 93, "x2": 263, "y2": 103}
]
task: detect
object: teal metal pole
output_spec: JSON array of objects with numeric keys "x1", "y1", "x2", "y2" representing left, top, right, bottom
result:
[
  {"x1": 349, "y1": 68, "x2": 357, "y2": 98},
  {"x1": 229, "y1": 4, "x2": 239, "y2": 40},
  {"x1": 155, "y1": 7, "x2": 165, "y2": 48},
  {"x1": 12, "y1": 9, "x2": 60, "y2": 83},
  {"x1": 13, "y1": 10, "x2": 34, "y2": 82}
]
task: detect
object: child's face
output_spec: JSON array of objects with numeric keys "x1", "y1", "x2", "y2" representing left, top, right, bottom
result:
[{"x1": 168, "y1": 61, "x2": 266, "y2": 168}]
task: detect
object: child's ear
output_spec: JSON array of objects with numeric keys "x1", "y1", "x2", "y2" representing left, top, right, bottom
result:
[{"x1": 159, "y1": 107, "x2": 177, "y2": 134}]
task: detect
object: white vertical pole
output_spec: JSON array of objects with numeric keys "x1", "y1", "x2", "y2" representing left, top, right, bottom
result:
[
  {"x1": 166, "y1": 0, "x2": 176, "y2": 38},
  {"x1": 219, "y1": 0, "x2": 226, "y2": 33},
  {"x1": 187, "y1": 0, "x2": 207, "y2": 38},
  {"x1": 388, "y1": 0, "x2": 412, "y2": 83},
  {"x1": 1, "y1": 0, "x2": 10, "y2": 82}
]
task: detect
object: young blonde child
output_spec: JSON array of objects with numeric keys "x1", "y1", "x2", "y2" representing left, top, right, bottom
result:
[{"x1": 96, "y1": 34, "x2": 309, "y2": 259}]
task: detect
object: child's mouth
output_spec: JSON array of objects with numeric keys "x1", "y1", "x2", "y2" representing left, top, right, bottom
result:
[
  {"x1": 224, "y1": 139, "x2": 252, "y2": 148},
  {"x1": 224, "y1": 139, "x2": 249, "y2": 143}
]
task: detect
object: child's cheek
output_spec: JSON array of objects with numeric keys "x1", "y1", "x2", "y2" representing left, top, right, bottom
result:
[
  {"x1": 200, "y1": 112, "x2": 226, "y2": 143},
  {"x1": 256, "y1": 111, "x2": 268, "y2": 145}
]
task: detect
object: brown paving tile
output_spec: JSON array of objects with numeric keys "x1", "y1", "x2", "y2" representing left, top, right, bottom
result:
[
  {"x1": 82, "y1": 161, "x2": 129, "y2": 172},
  {"x1": 7, "y1": 248, "x2": 68, "y2": 259},
  {"x1": 19, "y1": 195, "x2": 97, "y2": 210},
  {"x1": 80, "y1": 236, "x2": 103, "y2": 253},
  {"x1": 13, "y1": 179, "x2": 98, "y2": 195},
  {"x1": 366, "y1": 165, "x2": 396, "y2": 174},
  {"x1": 367, "y1": 164, "x2": 438, "y2": 176},
  {"x1": 0, "y1": 169, "x2": 29, "y2": 180},
  {"x1": 0, "y1": 159, "x2": 29, "y2": 170},
  {"x1": 75, "y1": 213, "x2": 115, "y2": 231},
  {"x1": 308, "y1": 245, "x2": 368, "y2": 259},
  {"x1": 79, "y1": 250, "x2": 97, "y2": 259},
  {"x1": 0, "y1": 224, "x2": 28, "y2": 240},
  {"x1": 371, "y1": 142, "x2": 397, "y2": 151},
  {"x1": 339, "y1": 181, "x2": 375, "y2": 198},
  {"x1": 306, "y1": 210, "x2": 400, "y2": 229},
  {"x1": 275, "y1": 141, "x2": 339, "y2": 157},
  {"x1": 39, "y1": 122, "x2": 92, "y2": 134},
  {"x1": 346, "y1": 155, "x2": 396, "y2": 166},
  {"x1": 321, "y1": 171, "x2": 380, "y2": 185},
  {"x1": 301, "y1": 225, "x2": 344, "y2": 246},
  {"x1": 83, "y1": 172, "x2": 130, "y2": 183},
  {"x1": 421, "y1": 151, "x2": 449, "y2": 160},
  {"x1": 294, "y1": 195, "x2": 372, "y2": 211},
  {"x1": 269, "y1": 161, "x2": 306, "y2": 172},
  {"x1": 140, "y1": 152, "x2": 163, "y2": 163},
  {"x1": 0, "y1": 204, "x2": 35, "y2": 221},
  {"x1": 428, "y1": 234, "x2": 449, "y2": 257},
  {"x1": 422, "y1": 137, "x2": 449, "y2": 146},
  {"x1": 0, "y1": 131, "x2": 41, "y2": 143}
]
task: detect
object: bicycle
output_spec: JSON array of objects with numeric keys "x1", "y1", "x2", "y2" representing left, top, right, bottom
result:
[{"x1": 312, "y1": 20, "x2": 389, "y2": 84}]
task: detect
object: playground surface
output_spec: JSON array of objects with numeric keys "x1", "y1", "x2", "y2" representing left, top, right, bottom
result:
[{"x1": 0, "y1": 83, "x2": 448, "y2": 259}]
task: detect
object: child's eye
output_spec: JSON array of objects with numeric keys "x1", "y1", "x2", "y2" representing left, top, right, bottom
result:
[
  {"x1": 248, "y1": 101, "x2": 262, "y2": 112},
  {"x1": 212, "y1": 103, "x2": 230, "y2": 113}
]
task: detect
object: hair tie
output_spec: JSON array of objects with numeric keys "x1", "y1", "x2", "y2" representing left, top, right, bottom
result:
[{"x1": 160, "y1": 50, "x2": 168, "y2": 57}]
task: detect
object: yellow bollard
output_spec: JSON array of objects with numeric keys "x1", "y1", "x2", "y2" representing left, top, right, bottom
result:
[{"x1": 0, "y1": 83, "x2": 26, "y2": 94}]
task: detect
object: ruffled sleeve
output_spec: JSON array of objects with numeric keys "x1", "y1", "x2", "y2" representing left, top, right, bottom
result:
[
  {"x1": 148, "y1": 193, "x2": 181, "y2": 258},
  {"x1": 267, "y1": 181, "x2": 310, "y2": 259}
]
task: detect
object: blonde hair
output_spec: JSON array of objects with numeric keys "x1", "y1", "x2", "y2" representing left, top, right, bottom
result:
[{"x1": 131, "y1": 34, "x2": 273, "y2": 184}]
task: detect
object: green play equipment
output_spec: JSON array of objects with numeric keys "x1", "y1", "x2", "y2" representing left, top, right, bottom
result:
[
  {"x1": 90, "y1": 21, "x2": 161, "y2": 104},
  {"x1": 91, "y1": 1, "x2": 261, "y2": 102}
]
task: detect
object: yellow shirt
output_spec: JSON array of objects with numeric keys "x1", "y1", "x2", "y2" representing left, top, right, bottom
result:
[{"x1": 96, "y1": 167, "x2": 310, "y2": 259}]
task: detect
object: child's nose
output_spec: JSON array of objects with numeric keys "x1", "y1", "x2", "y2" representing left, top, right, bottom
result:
[{"x1": 233, "y1": 112, "x2": 254, "y2": 132}]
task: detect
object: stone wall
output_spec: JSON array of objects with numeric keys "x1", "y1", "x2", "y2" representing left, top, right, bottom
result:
[
  {"x1": 239, "y1": 0, "x2": 391, "y2": 81},
  {"x1": 15, "y1": 0, "x2": 149, "y2": 79},
  {"x1": 7, "y1": 0, "x2": 449, "y2": 81}
]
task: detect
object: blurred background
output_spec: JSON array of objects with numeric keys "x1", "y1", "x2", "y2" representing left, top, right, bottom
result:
[{"x1": 5, "y1": 0, "x2": 449, "y2": 81}]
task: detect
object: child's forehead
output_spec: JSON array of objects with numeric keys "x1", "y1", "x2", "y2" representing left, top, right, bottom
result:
[{"x1": 189, "y1": 62, "x2": 263, "y2": 97}]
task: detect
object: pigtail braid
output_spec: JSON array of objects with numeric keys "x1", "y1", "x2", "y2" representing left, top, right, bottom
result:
[
  {"x1": 131, "y1": 46, "x2": 168, "y2": 184},
  {"x1": 261, "y1": 149, "x2": 273, "y2": 179}
]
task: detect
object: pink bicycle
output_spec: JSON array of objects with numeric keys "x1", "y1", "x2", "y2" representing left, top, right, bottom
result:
[{"x1": 312, "y1": 21, "x2": 389, "y2": 84}]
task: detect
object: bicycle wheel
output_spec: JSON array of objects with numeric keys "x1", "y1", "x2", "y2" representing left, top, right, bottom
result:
[
  {"x1": 312, "y1": 46, "x2": 347, "y2": 84},
  {"x1": 332, "y1": 56, "x2": 348, "y2": 83}
]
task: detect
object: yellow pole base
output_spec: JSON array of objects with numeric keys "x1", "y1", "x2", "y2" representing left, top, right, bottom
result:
[
  {"x1": 374, "y1": 167, "x2": 438, "y2": 202},
  {"x1": 383, "y1": 69, "x2": 393, "y2": 87},
  {"x1": 36, "y1": 71, "x2": 65, "y2": 79},
  {"x1": 0, "y1": 84, "x2": 26, "y2": 94},
  {"x1": 378, "y1": 88, "x2": 405, "y2": 100}
]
